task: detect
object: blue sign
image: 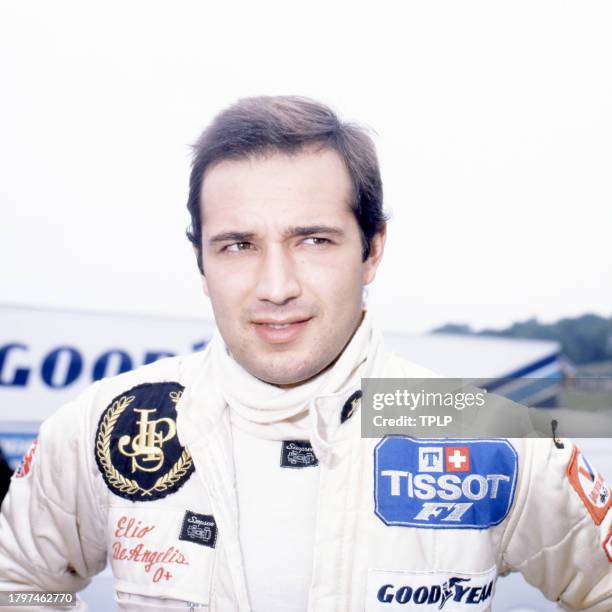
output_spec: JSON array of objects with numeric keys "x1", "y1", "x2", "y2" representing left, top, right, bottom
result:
[
  {"x1": 0, "y1": 342, "x2": 208, "y2": 389},
  {"x1": 374, "y1": 437, "x2": 518, "y2": 529}
]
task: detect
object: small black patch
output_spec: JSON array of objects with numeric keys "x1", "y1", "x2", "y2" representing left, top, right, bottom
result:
[
  {"x1": 551, "y1": 419, "x2": 565, "y2": 449},
  {"x1": 95, "y1": 382, "x2": 194, "y2": 501},
  {"x1": 179, "y1": 511, "x2": 217, "y2": 548},
  {"x1": 340, "y1": 389, "x2": 362, "y2": 424},
  {"x1": 281, "y1": 440, "x2": 318, "y2": 468}
]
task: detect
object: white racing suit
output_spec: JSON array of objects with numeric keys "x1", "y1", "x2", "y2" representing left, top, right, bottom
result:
[{"x1": 0, "y1": 347, "x2": 611, "y2": 611}]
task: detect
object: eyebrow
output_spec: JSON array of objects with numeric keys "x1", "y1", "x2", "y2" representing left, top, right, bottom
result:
[
  {"x1": 287, "y1": 225, "x2": 345, "y2": 238},
  {"x1": 208, "y1": 225, "x2": 345, "y2": 244},
  {"x1": 209, "y1": 231, "x2": 257, "y2": 244}
]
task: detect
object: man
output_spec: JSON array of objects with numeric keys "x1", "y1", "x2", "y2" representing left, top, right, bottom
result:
[{"x1": 0, "y1": 96, "x2": 610, "y2": 611}]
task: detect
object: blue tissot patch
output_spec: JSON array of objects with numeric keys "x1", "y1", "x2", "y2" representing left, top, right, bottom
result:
[{"x1": 374, "y1": 437, "x2": 518, "y2": 529}]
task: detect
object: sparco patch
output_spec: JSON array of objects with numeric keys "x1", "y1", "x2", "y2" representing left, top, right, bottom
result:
[
  {"x1": 366, "y1": 566, "x2": 497, "y2": 611},
  {"x1": 95, "y1": 382, "x2": 194, "y2": 501},
  {"x1": 179, "y1": 511, "x2": 217, "y2": 548},
  {"x1": 281, "y1": 440, "x2": 318, "y2": 468},
  {"x1": 567, "y1": 445, "x2": 612, "y2": 525},
  {"x1": 374, "y1": 437, "x2": 517, "y2": 529}
]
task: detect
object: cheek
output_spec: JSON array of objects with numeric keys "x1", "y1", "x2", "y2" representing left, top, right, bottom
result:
[
  {"x1": 206, "y1": 265, "x2": 253, "y2": 299},
  {"x1": 302, "y1": 257, "x2": 363, "y2": 296}
]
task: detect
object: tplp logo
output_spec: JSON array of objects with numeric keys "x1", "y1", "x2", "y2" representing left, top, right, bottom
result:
[{"x1": 374, "y1": 437, "x2": 517, "y2": 529}]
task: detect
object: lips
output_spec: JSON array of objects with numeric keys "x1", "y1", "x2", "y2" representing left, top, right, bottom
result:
[{"x1": 252, "y1": 317, "x2": 312, "y2": 344}]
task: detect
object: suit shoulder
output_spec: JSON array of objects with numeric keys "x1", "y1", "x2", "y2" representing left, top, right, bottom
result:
[
  {"x1": 89, "y1": 350, "x2": 206, "y2": 408},
  {"x1": 382, "y1": 351, "x2": 439, "y2": 378}
]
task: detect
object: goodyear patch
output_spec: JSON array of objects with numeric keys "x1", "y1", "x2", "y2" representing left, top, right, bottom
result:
[
  {"x1": 567, "y1": 445, "x2": 612, "y2": 525},
  {"x1": 366, "y1": 566, "x2": 497, "y2": 611},
  {"x1": 95, "y1": 382, "x2": 194, "y2": 501},
  {"x1": 374, "y1": 437, "x2": 517, "y2": 529}
]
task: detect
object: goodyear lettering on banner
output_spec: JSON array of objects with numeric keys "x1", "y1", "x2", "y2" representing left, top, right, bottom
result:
[
  {"x1": 374, "y1": 437, "x2": 518, "y2": 529},
  {"x1": 0, "y1": 341, "x2": 207, "y2": 389},
  {"x1": 567, "y1": 445, "x2": 612, "y2": 525},
  {"x1": 95, "y1": 382, "x2": 194, "y2": 501},
  {"x1": 366, "y1": 567, "x2": 497, "y2": 611}
]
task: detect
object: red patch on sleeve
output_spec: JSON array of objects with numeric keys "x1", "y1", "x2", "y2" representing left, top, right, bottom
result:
[
  {"x1": 603, "y1": 526, "x2": 612, "y2": 562},
  {"x1": 566, "y1": 445, "x2": 612, "y2": 525},
  {"x1": 14, "y1": 438, "x2": 38, "y2": 479}
]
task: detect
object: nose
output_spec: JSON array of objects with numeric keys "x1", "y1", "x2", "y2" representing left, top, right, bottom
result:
[{"x1": 254, "y1": 244, "x2": 301, "y2": 305}]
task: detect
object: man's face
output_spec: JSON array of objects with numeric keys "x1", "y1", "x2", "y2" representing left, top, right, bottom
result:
[{"x1": 199, "y1": 147, "x2": 385, "y2": 386}]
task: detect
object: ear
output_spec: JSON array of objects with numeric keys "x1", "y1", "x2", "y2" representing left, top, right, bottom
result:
[
  {"x1": 362, "y1": 226, "x2": 386, "y2": 286},
  {"x1": 192, "y1": 245, "x2": 209, "y2": 297}
]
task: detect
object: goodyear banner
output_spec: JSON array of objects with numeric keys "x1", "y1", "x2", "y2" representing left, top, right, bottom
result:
[{"x1": 0, "y1": 305, "x2": 214, "y2": 468}]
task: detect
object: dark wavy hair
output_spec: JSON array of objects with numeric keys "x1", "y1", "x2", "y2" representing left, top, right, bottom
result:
[{"x1": 186, "y1": 96, "x2": 387, "y2": 273}]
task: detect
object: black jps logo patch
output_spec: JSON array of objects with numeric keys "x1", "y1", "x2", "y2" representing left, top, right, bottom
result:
[
  {"x1": 179, "y1": 511, "x2": 217, "y2": 548},
  {"x1": 340, "y1": 389, "x2": 362, "y2": 424},
  {"x1": 281, "y1": 440, "x2": 318, "y2": 468},
  {"x1": 95, "y1": 382, "x2": 194, "y2": 501}
]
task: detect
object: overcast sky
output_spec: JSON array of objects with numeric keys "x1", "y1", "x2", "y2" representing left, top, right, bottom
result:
[{"x1": 1, "y1": 1, "x2": 610, "y2": 334}]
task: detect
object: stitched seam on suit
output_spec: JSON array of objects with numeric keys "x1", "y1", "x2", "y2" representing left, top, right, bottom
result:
[{"x1": 499, "y1": 439, "x2": 536, "y2": 565}]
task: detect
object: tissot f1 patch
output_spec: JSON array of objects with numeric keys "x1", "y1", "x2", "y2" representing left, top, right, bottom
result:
[
  {"x1": 95, "y1": 382, "x2": 194, "y2": 501},
  {"x1": 13, "y1": 438, "x2": 38, "y2": 479},
  {"x1": 567, "y1": 445, "x2": 612, "y2": 525},
  {"x1": 281, "y1": 440, "x2": 318, "y2": 468},
  {"x1": 179, "y1": 511, "x2": 217, "y2": 549},
  {"x1": 374, "y1": 437, "x2": 517, "y2": 529},
  {"x1": 366, "y1": 566, "x2": 497, "y2": 611}
]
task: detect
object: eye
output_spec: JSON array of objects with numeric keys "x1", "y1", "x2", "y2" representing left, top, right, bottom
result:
[
  {"x1": 222, "y1": 241, "x2": 253, "y2": 253},
  {"x1": 302, "y1": 237, "x2": 331, "y2": 246}
]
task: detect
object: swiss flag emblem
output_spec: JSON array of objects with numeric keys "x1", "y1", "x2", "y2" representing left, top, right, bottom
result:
[{"x1": 445, "y1": 446, "x2": 470, "y2": 472}]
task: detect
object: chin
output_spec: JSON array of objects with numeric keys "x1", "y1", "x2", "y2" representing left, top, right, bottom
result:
[{"x1": 253, "y1": 358, "x2": 325, "y2": 387}]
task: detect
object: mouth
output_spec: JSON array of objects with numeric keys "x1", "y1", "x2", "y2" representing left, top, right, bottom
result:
[{"x1": 252, "y1": 317, "x2": 312, "y2": 344}]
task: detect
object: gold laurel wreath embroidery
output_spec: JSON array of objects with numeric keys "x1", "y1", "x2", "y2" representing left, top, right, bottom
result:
[
  {"x1": 96, "y1": 395, "x2": 139, "y2": 495},
  {"x1": 96, "y1": 390, "x2": 192, "y2": 498},
  {"x1": 143, "y1": 447, "x2": 192, "y2": 496}
]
